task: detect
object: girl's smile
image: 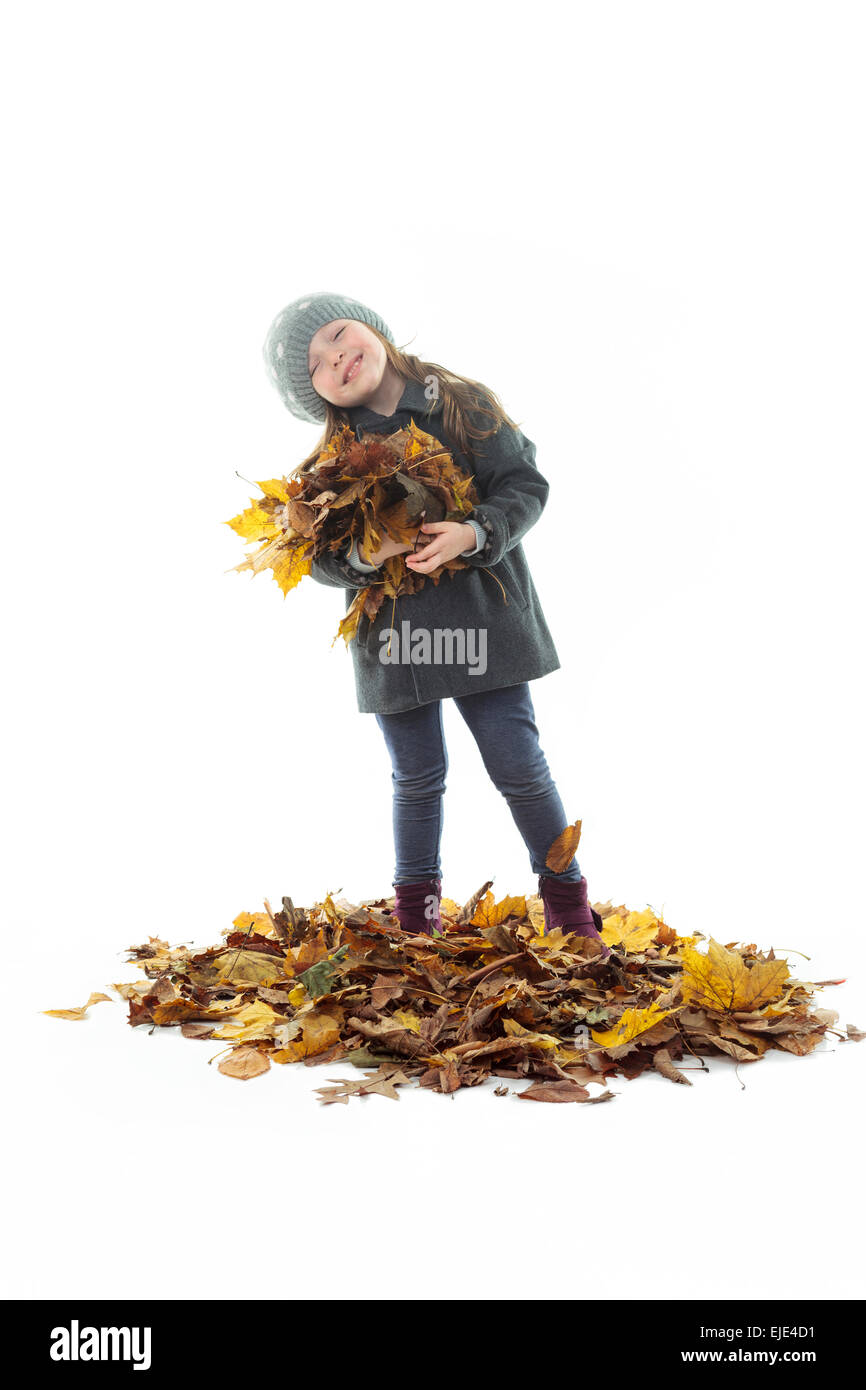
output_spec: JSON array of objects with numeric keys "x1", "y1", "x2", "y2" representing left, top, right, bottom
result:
[{"x1": 343, "y1": 352, "x2": 363, "y2": 384}]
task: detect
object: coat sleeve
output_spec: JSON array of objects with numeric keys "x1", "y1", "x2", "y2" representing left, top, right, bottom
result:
[
  {"x1": 460, "y1": 407, "x2": 550, "y2": 568},
  {"x1": 307, "y1": 536, "x2": 385, "y2": 590}
]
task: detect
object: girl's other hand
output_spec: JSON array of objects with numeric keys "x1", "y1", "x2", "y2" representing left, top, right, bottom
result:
[
  {"x1": 362, "y1": 532, "x2": 413, "y2": 566},
  {"x1": 405, "y1": 521, "x2": 477, "y2": 572}
]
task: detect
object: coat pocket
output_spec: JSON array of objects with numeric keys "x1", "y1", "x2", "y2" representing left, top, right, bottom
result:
[
  {"x1": 355, "y1": 600, "x2": 385, "y2": 650},
  {"x1": 355, "y1": 608, "x2": 372, "y2": 649},
  {"x1": 486, "y1": 559, "x2": 529, "y2": 611}
]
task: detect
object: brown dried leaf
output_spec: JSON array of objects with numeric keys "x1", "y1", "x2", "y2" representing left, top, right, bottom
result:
[
  {"x1": 218, "y1": 1046, "x2": 271, "y2": 1080},
  {"x1": 653, "y1": 1047, "x2": 693, "y2": 1086},
  {"x1": 42, "y1": 991, "x2": 113, "y2": 1021},
  {"x1": 546, "y1": 820, "x2": 582, "y2": 873}
]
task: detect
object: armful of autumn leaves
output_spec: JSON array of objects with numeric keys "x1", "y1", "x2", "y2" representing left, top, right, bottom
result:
[
  {"x1": 43, "y1": 821, "x2": 864, "y2": 1106},
  {"x1": 225, "y1": 419, "x2": 482, "y2": 647}
]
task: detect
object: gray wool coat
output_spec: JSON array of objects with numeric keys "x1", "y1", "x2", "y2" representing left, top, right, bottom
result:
[{"x1": 308, "y1": 377, "x2": 561, "y2": 714}]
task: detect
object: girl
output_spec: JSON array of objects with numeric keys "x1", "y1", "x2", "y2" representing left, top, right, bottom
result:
[{"x1": 262, "y1": 291, "x2": 608, "y2": 957}]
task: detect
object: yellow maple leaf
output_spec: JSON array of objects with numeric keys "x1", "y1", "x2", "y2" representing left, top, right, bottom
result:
[
  {"x1": 225, "y1": 504, "x2": 282, "y2": 542},
  {"x1": 231, "y1": 911, "x2": 272, "y2": 935},
  {"x1": 601, "y1": 907, "x2": 663, "y2": 953},
  {"x1": 681, "y1": 938, "x2": 790, "y2": 1013},
  {"x1": 256, "y1": 478, "x2": 290, "y2": 503},
  {"x1": 471, "y1": 892, "x2": 527, "y2": 928},
  {"x1": 271, "y1": 540, "x2": 313, "y2": 595},
  {"x1": 590, "y1": 1000, "x2": 679, "y2": 1048}
]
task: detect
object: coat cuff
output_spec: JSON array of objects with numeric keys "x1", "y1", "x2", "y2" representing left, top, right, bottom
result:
[
  {"x1": 344, "y1": 536, "x2": 381, "y2": 573},
  {"x1": 460, "y1": 508, "x2": 499, "y2": 566},
  {"x1": 310, "y1": 544, "x2": 383, "y2": 589},
  {"x1": 459, "y1": 518, "x2": 486, "y2": 556}
]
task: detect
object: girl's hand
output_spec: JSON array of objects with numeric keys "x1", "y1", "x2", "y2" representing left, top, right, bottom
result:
[{"x1": 405, "y1": 521, "x2": 477, "y2": 573}]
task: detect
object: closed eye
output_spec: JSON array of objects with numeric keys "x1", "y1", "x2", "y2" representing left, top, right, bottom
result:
[{"x1": 310, "y1": 325, "x2": 345, "y2": 377}]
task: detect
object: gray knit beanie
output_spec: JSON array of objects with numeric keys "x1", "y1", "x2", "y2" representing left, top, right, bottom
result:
[{"x1": 262, "y1": 291, "x2": 395, "y2": 424}]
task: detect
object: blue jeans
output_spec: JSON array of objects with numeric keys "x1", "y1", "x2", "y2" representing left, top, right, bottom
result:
[{"x1": 374, "y1": 682, "x2": 583, "y2": 887}]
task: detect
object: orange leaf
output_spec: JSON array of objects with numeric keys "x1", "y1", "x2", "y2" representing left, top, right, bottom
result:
[{"x1": 546, "y1": 820, "x2": 582, "y2": 872}]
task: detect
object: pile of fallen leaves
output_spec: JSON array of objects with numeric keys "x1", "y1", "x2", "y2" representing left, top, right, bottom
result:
[
  {"x1": 47, "y1": 883, "x2": 863, "y2": 1105},
  {"x1": 226, "y1": 418, "x2": 483, "y2": 647}
]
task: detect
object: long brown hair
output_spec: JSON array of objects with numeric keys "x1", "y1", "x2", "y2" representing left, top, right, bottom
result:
[{"x1": 291, "y1": 327, "x2": 520, "y2": 478}]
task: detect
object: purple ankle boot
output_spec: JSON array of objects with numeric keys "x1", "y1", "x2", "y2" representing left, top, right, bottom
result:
[
  {"x1": 391, "y1": 877, "x2": 443, "y2": 936},
  {"x1": 538, "y1": 874, "x2": 610, "y2": 958}
]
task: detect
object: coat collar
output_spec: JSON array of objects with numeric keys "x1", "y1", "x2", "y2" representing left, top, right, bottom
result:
[{"x1": 345, "y1": 375, "x2": 443, "y2": 432}]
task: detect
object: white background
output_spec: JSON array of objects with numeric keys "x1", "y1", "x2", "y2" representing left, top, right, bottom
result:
[{"x1": 3, "y1": 0, "x2": 864, "y2": 1303}]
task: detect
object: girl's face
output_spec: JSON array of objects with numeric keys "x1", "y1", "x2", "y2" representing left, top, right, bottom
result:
[{"x1": 307, "y1": 318, "x2": 386, "y2": 407}]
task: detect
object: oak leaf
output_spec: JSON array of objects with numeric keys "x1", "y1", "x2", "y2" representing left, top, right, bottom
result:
[{"x1": 315, "y1": 1065, "x2": 414, "y2": 1104}]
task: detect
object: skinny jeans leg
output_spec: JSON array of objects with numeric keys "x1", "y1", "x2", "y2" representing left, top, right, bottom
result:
[
  {"x1": 452, "y1": 682, "x2": 582, "y2": 882},
  {"x1": 374, "y1": 700, "x2": 448, "y2": 886}
]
